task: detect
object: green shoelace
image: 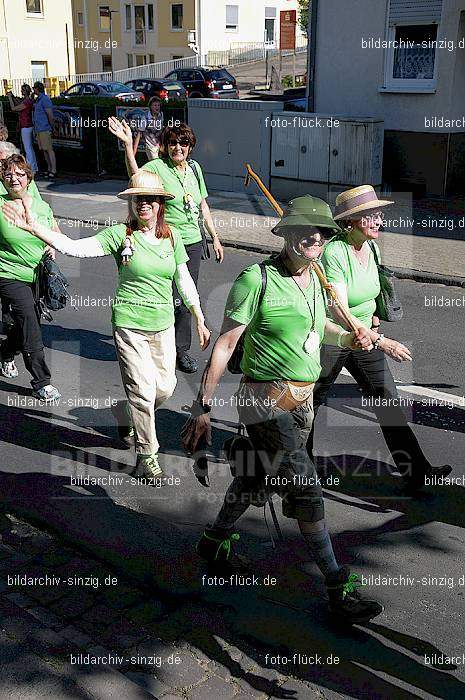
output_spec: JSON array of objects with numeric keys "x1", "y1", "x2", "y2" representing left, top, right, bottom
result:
[
  {"x1": 342, "y1": 573, "x2": 365, "y2": 599},
  {"x1": 205, "y1": 532, "x2": 240, "y2": 560}
]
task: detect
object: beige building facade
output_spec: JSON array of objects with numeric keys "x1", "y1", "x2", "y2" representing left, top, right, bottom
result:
[{"x1": 0, "y1": 0, "x2": 75, "y2": 81}]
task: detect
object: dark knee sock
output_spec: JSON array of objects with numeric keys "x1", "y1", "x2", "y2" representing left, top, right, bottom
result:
[
  {"x1": 212, "y1": 479, "x2": 251, "y2": 530},
  {"x1": 301, "y1": 521, "x2": 339, "y2": 578}
]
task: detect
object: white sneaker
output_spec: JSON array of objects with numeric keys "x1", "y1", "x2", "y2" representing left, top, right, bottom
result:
[
  {"x1": 1, "y1": 360, "x2": 19, "y2": 378},
  {"x1": 32, "y1": 384, "x2": 61, "y2": 402}
]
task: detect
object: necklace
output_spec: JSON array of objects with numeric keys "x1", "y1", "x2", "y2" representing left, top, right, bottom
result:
[
  {"x1": 173, "y1": 162, "x2": 196, "y2": 213},
  {"x1": 278, "y1": 255, "x2": 320, "y2": 354}
]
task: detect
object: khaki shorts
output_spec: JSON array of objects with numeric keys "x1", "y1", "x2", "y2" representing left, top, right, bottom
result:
[{"x1": 36, "y1": 130, "x2": 53, "y2": 151}]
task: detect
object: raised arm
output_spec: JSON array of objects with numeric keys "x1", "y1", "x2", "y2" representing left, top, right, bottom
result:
[{"x1": 108, "y1": 117, "x2": 138, "y2": 177}]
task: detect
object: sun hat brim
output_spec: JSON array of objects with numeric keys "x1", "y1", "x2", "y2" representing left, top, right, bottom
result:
[
  {"x1": 117, "y1": 186, "x2": 175, "y2": 200},
  {"x1": 271, "y1": 214, "x2": 341, "y2": 236},
  {"x1": 333, "y1": 199, "x2": 394, "y2": 221}
]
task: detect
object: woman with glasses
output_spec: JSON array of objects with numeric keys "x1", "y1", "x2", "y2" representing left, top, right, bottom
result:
[
  {"x1": 109, "y1": 118, "x2": 223, "y2": 374},
  {"x1": 2, "y1": 169, "x2": 210, "y2": 481},
  {"x1": 307, "y1": 185, "x2": 452, "y2": 493},
  {"x1": 0, "y1": 154, "x2": 60, "y2": 401}
]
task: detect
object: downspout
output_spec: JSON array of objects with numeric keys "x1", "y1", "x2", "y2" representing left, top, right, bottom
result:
[{"x1": 305, "y1": 0, "x2": 318, "y2": 112}]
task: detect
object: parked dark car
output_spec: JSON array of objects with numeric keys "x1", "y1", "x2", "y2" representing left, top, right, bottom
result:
[
  {"x1": 124, "y1": 78, "x2": 187, "y2": 102},
  {"x1": 163, "y1": 67, "x2": 239, "y2": 99},
  {"x1": 60, "y1": 82, "x2": 144, "y2": 102}
]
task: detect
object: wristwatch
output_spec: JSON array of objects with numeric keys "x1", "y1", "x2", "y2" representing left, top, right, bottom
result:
[
  {"x1": 373, "y1": 334, "x2": 385, "y2": 350},
  {"x1": 190, "y1": 399, "x2": 211, "y2": 417}
]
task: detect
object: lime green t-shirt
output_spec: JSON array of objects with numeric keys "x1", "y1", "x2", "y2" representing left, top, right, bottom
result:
[
  {"x1": 142, "y1": 157, "x2": 207, "y2": 246},
  {"x1": 95, "y1": 223, "x2": 189, "y2": 331},
  {"x1": 321, "y1": 234, "x2": 381, "y2": 328},
  {"x1": 225, "y1": 258, "x2": 327, "y2": 382},
  {"x1": 0, "y1": 180, "x2": 41, "y2": 199},
  {"x1": 0, "y1": 193, "x2": 52, "y2": 283}
]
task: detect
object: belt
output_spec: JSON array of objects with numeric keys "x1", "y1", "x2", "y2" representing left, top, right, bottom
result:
[{"x1": 243, "y1": 376, "x2": 314, "y2": 412}]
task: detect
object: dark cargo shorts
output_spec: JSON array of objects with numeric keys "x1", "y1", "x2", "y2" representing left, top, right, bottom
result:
[{"x1": 232, "y1": 380, "x2": 324, "y2": 523}]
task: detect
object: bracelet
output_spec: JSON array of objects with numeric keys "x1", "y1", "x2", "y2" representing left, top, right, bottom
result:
[
  {"x1": 211, "y1": 233, "x2": 219, "y2": 240},
  {"x1": 189, "y1": 399, "x2": 211, "y2": 417},
  {"x1": 373, "y1": 333, "x2": 385, "y2": 350}
]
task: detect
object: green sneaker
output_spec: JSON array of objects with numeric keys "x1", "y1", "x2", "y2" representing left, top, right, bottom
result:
[{"x1": 134, "y1": 453, "x2": 164, "y2": 485}]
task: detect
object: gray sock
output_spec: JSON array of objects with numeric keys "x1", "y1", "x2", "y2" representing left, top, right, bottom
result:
[
  {"x1": 213, "y1": 478, "x2": 251, "y2": 530},
  {"x1": 302, "y1": 524, "x2": 339, "y2": 578}
]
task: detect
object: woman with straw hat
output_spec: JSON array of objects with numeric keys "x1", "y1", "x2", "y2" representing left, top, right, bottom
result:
[
  {"x1": 2, "y1": 170, "x2": 210, "y2": 482},
  {"x1": 308, "y1": 185, "x2": 452, "y2": 493}
]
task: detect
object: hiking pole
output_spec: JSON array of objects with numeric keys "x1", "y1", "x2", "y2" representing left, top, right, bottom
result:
[{"x1": 244, "y1": 163, "x2": 359, "y2": 334}]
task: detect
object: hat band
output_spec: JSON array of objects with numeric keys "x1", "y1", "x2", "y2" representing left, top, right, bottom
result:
[{"x1": 335, "y1": 191, "x2": 381, "y2": 217}]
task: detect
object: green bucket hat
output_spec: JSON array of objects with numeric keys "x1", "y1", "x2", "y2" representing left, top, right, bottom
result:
[{"x1": 272, "y1": 194, "x2": 340, "y2": 237}]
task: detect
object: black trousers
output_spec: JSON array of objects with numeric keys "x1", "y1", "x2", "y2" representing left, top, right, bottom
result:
[
  {"x1": 173, "y1": 240, "x2": 203, "y2": 356},
  {"x1": 307, "y1": 344, "x2": 432, "y2": 479},
  {"x1": 0, "y1": 278, "x2": 51, "y2": 390}
]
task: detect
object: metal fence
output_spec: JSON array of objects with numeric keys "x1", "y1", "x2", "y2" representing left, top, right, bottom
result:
[{"x1": 1, "y1": 39, "x2": 307, "y2": 97}]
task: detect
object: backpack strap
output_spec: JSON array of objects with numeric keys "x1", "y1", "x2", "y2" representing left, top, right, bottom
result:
[
  {"x1": 368, "y1": 240, "x2": 380, "y2": 266},
  {"x1": 257, "y1": 261, "x2": 267, "y2": 307}
]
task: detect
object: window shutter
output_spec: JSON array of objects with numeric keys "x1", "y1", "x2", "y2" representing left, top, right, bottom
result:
[
  {"x1": 226, "y1": 5, "x2": 239, "y2": 25},
  {"x1": 389, "y1": 0, "x2": 443, "y2": 25}
]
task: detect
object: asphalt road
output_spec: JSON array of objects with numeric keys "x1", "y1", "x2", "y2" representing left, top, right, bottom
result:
[{"x1": 1, "y1": 239, "x2": 464, "y2": 699}]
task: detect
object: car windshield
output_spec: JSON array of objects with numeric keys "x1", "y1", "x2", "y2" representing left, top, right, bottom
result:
[
  {"x1": 162, "y1": 81, "x2": 183, "y2": 89},
  {"x1": 98, "y1": 82, "x2": 131, "y2": 93}
]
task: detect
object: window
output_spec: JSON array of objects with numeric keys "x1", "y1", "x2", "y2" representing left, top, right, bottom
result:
[
  {"x1": 99, "y1": 6, "x2": 110, "y2": 31},
  {"x1": 147, "y1": 4, "x2": 154, "y2": 30},
  {"x1": 226, "y1": 5, "x2": 238, "y2": 31},
  {"x1": 102, "y1": 55, "x2": 112, "y2": 72},
  {"x1": 127, "y1": 53, "x2": 134, "y2": 68},
  {"x1": 135, "y1": 54, "x2": 146, "y2": 66},
  {"x1": 265, "y1": 7, "x2": 276, "y2": 42},
  {"x1": 171, "y1": 4, "x2": 183, "y2": 30},
  {"x1": 134, "y1": 5, "x2": 145, "y2": 45},
  {"x1": 148, "y1": 54, "x2": 155, "y2": 63},
  {"x1": 65, "y1": 84, "x2": 82, "y2": 96},
  {"x1": 31, "y1": 61, "x2": 47, "y2": 81},
  {"x1": 382, "y1": 0, "x2": 443, "y2": 92},
  {"x1": 125, "y1": 5, "x2": 131, "y2": 30},
  {"x1": 77, "y1": 11, "x2": 84, "y2": 26},
  {"x1": 26, "y1": 0, "x2": 42, "y2": 14}
]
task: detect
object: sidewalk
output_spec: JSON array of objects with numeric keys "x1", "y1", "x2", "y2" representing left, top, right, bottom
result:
[
  {"x1": 38, "y1": 178, "x2": 465, "y2": 285},
  {"x1": 0, "y1": 512, "x2": 330, "y2": 700}
]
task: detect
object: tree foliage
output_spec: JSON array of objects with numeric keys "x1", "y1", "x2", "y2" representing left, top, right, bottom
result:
[{"x1": 298, "y1": 0, "x2": 310, "y2": 36}]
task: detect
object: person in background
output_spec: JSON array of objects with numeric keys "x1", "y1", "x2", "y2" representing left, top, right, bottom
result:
[
  {"x1": 133, "y1": 96, "x2": 164, "y2": 162},
  {"x1": 0, "y1": 125, "x2": 8, "y2": 141},
  {"x1": 109, "y1": 118, "x2": 224, "y2": 374},
  {"x1": 0, "y1": 155, "x2": 60, "y2": 400},
  {"x1": 3, "y1": 170, "x2": 210, "y2": 480},
  {"x1": 32, "y1": 82, "x2": 56, "y2": 179},
  {"x1": 308, "y1": 185, "x2": 452, "y2": 493},
  {"x1": 7, "y1": 85, "x2": 38, "y2": 174}
]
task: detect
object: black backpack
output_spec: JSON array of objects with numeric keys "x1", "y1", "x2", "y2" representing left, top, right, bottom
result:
[
  {"x1": 227, "y1": 261, "x2": 267, "y2": 374},
  {"x1": 35, "y1": 255, "x2": 70, "y2": 322}
]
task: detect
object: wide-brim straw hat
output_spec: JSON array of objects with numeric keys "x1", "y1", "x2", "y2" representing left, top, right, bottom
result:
[
  {"x1": 117, "y1": 170, "x2": 174, "y2": 200},
  {"x1": 333, "y1": 185, "x2": 394, "y2": 221},
  {"x1": 272, "y1": 194, "x2": 341, "y2": 236}
]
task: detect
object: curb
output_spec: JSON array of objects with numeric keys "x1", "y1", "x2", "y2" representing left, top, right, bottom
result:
[{"x1": 221, "y1": 238, "x2": 465, "y2": 288}]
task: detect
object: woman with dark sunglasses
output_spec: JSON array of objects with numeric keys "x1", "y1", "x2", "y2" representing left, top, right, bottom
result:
[
  {"x1": 109, "y1": 118, "x2": 223, "y2": 374},
  {"x1": 307, "y1": 185, "x2": 452, "y2": 493}
]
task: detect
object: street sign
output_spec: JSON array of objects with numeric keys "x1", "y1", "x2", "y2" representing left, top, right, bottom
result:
[{"x1": 280, "y1": 10, "x2": 297, "y2": 51}]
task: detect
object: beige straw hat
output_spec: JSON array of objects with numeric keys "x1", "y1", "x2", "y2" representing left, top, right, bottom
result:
[
  {"x1": 117, "y1": 170, "x2": 174, "y2": 200},
  {"x1": 333, "y1": 185, "x2": 394, "y2": 221}
]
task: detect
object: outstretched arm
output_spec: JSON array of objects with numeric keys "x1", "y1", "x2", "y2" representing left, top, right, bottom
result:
[{"x1": 1, "y1": 198, "x2": 106, "y2": 258}]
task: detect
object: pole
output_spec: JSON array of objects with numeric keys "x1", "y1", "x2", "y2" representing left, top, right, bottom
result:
[
  {"x1": 65, "y1": 23, "x2": 71, "y2": 80},
  {"x1": 109, "y1": 14, "x2": 114, "y2": 80},
  {"x1": 293, "y1": 48, "x2": 296, "y2": 87},
  {"x1": 306, "y1": 0, "x2": 319, "y2": 113}
]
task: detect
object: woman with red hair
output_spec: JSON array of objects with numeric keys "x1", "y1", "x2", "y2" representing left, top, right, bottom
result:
[{"x1": 2, "y1": 170, "x2": 210, "y2": 481}]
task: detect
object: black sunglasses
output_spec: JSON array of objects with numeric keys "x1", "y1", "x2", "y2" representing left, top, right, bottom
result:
[{"x1": 168, "y1": 139, "x2": 190, "y2": 147}]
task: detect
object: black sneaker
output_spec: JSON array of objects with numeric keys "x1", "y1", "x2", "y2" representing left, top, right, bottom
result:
[
  {"x1": 325, "y1": 566, "x2": 384, "y2": 624},
  {"x1": 177, "y1": 353, "x2": 198, "y2": 373},
  {"x1": 403, "y1": 464, "x2": 453, "y2": 494},
  {"x1": 196, "y1": 526, "x2": 250, "y2": 571}
]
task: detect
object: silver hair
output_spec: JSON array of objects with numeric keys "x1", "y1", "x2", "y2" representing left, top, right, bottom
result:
[{"x1": 0, "y1": 142, "x2": 21, "y2": 159}]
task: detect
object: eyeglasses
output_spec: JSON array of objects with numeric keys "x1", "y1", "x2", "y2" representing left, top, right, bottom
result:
[
  {"x1": 361, "y1": 211, "x2": 383, "y2": 221},
  {"x1": 3, "y1": 171, "x2": 27, "y2": 181},
  {"x1": 168, "y1": 139, "x2": 190, "y2": 147},
  {"x1": 135, "y1": 195, "x2": 161, "y2": 203},
  {"x1": 300, "y1": 236, "x2": 324, "y2": 247}
]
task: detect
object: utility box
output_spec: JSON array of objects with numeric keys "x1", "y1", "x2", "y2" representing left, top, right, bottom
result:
[
  {"x1": 188, "y1": 99, "x2": 284, "y2": 192},
  {"x1": 270, "y1": 112, "x2": 384, "y2": 199}
]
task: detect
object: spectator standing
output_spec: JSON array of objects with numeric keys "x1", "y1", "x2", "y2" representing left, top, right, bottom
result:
[
  {"x1": 7, "y1": 85, "x2": 38, "y2": 174},
  {"x1": 32, "y1": 82, "x2": 56, "y2": 179},
  {"x1": 133, "y1": 96, "x2": 164, "y2": 162}
]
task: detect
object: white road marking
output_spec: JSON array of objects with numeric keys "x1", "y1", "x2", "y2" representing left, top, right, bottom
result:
[{"x1": 340, "y1": 367, "x2": 464, "y2": 408}]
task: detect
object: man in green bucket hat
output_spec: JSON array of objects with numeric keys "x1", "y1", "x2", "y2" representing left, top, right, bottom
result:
[{"x1": 182, "y1": 194, "x2": 384, "y2": 624}]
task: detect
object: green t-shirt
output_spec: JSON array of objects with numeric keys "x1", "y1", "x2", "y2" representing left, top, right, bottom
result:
[
  {"x1": 225, "y1": 258, "x2": 327, "y2": 382},
  {"x1": 142, "y1": 157, "x2": 208, "y2": 246},
  {"x1": 0, "y1": 193, "x2": 52, "y2": 283},
  {"x1": 0, "y1": 180, "x2": 41, "y2": 199},
  {"x1": 95, "y1": 223, "x2": 189, "y2": 331},
  {"x1": 321, "y1": 233, "x2": 381, "y2": 328}
]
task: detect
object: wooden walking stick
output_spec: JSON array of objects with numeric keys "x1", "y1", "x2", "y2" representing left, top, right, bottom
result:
[{"x1": 244, "y1": 163, "x2": 359, "y2": 333}]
